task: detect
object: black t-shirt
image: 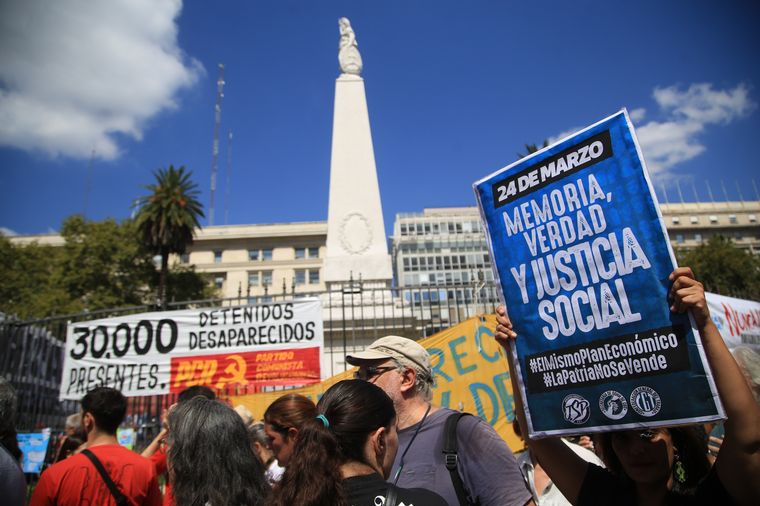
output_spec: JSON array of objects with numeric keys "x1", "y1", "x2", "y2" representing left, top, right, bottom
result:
[
  {"x1": 344, "y1": 473, "x2": 447, "y2": 506},
  {"x1": 577, "y1": 463, "x2": 737, "y2": 506}
]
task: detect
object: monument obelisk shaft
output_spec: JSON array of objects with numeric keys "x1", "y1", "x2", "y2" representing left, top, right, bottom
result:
[{"x1": 324, "y1": 18, "x2": 392, "y2": 287}]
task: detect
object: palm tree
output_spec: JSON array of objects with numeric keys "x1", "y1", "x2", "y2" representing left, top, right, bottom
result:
[
  {"x1": 136, "y1": 165, "x2": 204, "y2": 308},
  {"x1": 517, "y1": 139, "x2": 550, "y2": 160}
]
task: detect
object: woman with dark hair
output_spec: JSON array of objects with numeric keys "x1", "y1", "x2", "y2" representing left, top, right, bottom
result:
[
  {"x1": 167, "y1": 397, "x2": 270, "y2": 506},
  {"x1": 271, "y1": 379, "x2": 447, "y2": 506},
  {"x1": 495, "y1": 267, "x2": 760, "y2": 505},
  {"x1": 263, "y1": 393, "x2": 317, "y2": 467}
]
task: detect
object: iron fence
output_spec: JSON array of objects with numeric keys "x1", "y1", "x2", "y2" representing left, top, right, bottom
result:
[{"x1": 1, "y1": 280, "x2": 501, "y2": 449}]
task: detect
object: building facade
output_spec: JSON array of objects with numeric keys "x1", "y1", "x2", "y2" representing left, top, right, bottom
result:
[
  {"x1": 389, "y1": 201, "x2": 760, "y2": 296},
  {"x1": 179, "y1": 221, "x2": 327, "y2": 301},
  {"x1": 659, "y1": 200, "x2": 759, "y2": 253}
]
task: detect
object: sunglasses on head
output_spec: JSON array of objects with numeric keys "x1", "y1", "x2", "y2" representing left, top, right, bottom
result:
[
  {"x1": 613, "y1": 428, "x2": 666, "y2": 441},
  {"x1": 353, "y1": 365, "x2": 397, "y2": 381}
]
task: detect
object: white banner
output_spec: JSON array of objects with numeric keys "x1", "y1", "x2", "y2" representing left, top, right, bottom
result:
[
  {"x1": 706, "y1": 291, "x2": 760, "y2": 350},
  {"x1": 60, "y1": 299, "x2": 323, "y2": 400}
]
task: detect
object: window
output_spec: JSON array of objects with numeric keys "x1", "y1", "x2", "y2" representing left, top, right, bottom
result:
[
  {"x1": 296, "y1": 247, "x2": 319, "y2": 259},
  {"x1": 749, "y1": 214, "x2": 757, "y2": 223},
  {"x1": 694, "y1": 233, "x2": 703, "y2": 243},
  {"x1": 262, "y1": 248, "x2": 273, "y2": 261},
  {"x1": 295, "y1": 269, "x2": 319, "y2": 285},
  {"x1": 671, "y1": 217, "x2": 680, "y2": 224},
  {"x1": 248, "y1": 249, "x2": 259, "y2": 261},
  {"x1": 213, "y1": 274, "x2": 226, "y2": 289},
  {"x1": 248, "y1": 272, "x2": 260, "y2": 286},
  {"x1": 729, "y1": 215, "x2": 738, "y2": 224},
  {"x1": 675, "y1": 234, "x2": 684, "y2": 244},
  {"x1": 180, "y1": 253, "x2": 189, "y2": 264},
  {"x1": 213, "y1": 250, "x2": 223, "y2": 263},
  {"x1": 690, "y1": 216, "x2": 699, "y2": 224},
  {"x1": 262, "y1": 271, "x2": 273, "y2": 285},
  {"x1": 709, "y1": 215, "x2": 718, "y2": 224},
  {"x1": 400, "y1": 224, "x2": 408, "y2": 236}
]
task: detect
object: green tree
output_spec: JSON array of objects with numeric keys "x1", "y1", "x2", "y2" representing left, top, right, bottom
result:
[
  {"x1": 135, "y1": 165, "x2": 205, "y2": 308},
  {"x1": 58, "y1": 215, "x2": 157, "y2": 312},
  {"x1": 677, "y1": 235, "x2": 760, "y2": 300},
  {"x1": 0, "y1": 234, "x2": 67, "y2": 319}
]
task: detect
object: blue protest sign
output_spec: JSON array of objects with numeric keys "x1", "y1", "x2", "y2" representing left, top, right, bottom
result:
[
  {"x1": 474, "y1": 110, "x2": 724, "y2": 437},
  {"x1": 17, "y1": 429, "x2": 51, "y2": 474}
]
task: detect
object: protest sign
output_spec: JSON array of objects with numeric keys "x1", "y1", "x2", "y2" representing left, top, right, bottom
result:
[
  {"x1": 230, "y1": 315, "x2": 524, "y2": 451},
  {"x1": 117, "y1": 427, "x2": 136, "y2": 449},
  {"x1": 17, "y1": 429, "x2": 51, "y2": 474},
  {"x1": 705, "y1": 291, "x2": 760, "y2": 351},
  {"x1": 60, "y1": 299, "x2": 323, "y2": 400},
  {"x1": 474, "y1": 110, "x2": 724, "y2": 437}
]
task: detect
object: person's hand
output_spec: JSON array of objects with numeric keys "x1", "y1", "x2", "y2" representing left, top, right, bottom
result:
[
  {"x1": 668, "y1": 267, "x2": 711, "y2": 329},
  {"x1": 495, "y1": 305, "x2": 517, "y2": 349},
  {"x1": 578, "y1": 435, "x2": 595, "y2": 451}
]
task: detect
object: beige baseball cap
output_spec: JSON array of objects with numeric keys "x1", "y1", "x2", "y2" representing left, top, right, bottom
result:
[{"x1": 346, "y1": 335, "x2": 432, "y2": 376}]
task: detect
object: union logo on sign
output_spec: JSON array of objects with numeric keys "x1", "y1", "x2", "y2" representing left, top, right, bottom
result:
[
  {"x1": 630, "y1": 386, "x2": 662, "y2": 417},
  {"x1": 562, "y1": 394, "x2": 590, "y2": 424}
]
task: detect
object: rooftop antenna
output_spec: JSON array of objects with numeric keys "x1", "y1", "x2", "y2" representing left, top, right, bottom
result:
[
  {"x1": 675, "y1": 179, "x2": 686, "y2": 204},
  {"x1": 734, "y1": 180, "x2": 745, "y2": 208},
  {"x1": 706, "y1": 180, "x2": 717, "y2": 209},
  {"x1": 225, "y1": 130, "x2": 233, "y2": 225},
  {"x1": 720, "y1": 179, "x2": 730, "y2": 203},
  {"x1": 660, "y1": 183, "x2": 670, "y2": 204},
  {"x1": 690, "y1": 179, "x2": 700, "y2": 209},
  {"x1": 752, "y1": 179, "x2": 760, "y2": 201},
  {"x1": 208, "y1": 63, "x2": 225, "y2": 226},
  {"x1": 83, "y1": 149, "x2": 95, "y2": 218}
]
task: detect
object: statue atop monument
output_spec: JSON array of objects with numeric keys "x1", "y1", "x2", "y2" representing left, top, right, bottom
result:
[{"x1": 338, "y1": 17, "x2": 362, "y2": 75}]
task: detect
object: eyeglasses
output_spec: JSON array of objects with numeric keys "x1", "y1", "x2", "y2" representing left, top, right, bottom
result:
[{"x1": 353, "y1": 365, "x2": 397, "y2": 381}]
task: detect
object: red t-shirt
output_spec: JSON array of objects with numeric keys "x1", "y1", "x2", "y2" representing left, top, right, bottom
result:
[
  {"x1": 148, "y1": 445, "x2": 174, "y2": 506},
  {"x1": 31, "y1": 444, "x2": 162, "y2": 506}
]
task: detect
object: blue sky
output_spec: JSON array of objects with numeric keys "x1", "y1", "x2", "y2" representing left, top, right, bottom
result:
[{"x1": 1, "y1": 0, "x2": 759, "y2": 236}]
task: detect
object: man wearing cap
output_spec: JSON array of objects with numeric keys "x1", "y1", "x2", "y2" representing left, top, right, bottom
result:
[{"x1": 347, "y1": 336, "x2": 533, "y2": 506}]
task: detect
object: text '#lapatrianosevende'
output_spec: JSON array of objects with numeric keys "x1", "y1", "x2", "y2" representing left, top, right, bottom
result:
[{"x1": 524, "y1": 325, "x2": 691, "y2": 394}]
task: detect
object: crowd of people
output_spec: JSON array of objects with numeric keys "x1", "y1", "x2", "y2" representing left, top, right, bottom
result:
[{"x1": 0, "y1": 267, "x2": 758, "y2": 505}]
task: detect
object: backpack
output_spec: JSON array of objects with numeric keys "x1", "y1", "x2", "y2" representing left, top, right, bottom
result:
[{"x1": 443, "y1": 412, "x2": 480, "y2": 506}]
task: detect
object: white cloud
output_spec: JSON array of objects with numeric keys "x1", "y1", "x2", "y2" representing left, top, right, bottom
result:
[
  {"x1": 0, "y1": 0, "x2": 202, "y2": 160},
  {"x1": 0, "y1": 227, "x2": 17, "y2": 236},
  {"x1": 637, "y1": 83, "x2": 754, "y2": 174},
  {"x1": 548, "y1": 83, "x2": 754, "y2": 175},
  {"x1": 628, "y1": 107, "x2": 646, "y2": 123}
]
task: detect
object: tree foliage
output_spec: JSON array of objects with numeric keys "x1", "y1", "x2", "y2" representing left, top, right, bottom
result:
[
  {"x1": 0, "y1": 215, "x2": 215, "y2": 320},
  {"x1": 136, "y1": 165, "x2": 204, "y2": 307},
  {"x1": 677, "y1": 235, "x2": 760, "y2": 300},
  {"x1": 517, "y1": 139, "x2": 550, "y2": 159}
]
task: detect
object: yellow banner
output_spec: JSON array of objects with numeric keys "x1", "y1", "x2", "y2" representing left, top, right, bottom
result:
[{"x1": 229, "y1": 314, "x2": 523, "y2": 451}]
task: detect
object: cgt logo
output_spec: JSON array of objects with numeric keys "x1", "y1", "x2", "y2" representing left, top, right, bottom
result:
[{"x1": 562, "y1": 394, "x2": 590, "y2": 424}]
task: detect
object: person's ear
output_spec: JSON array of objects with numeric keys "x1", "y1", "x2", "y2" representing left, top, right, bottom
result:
[
  {"x1": 398, "y1": 367, "x2": 417, "y2": 394},
  {"x1": 287, "y1": 426, "x2": 299, "y2": 442},
  {"x1": 371, "y1": 426, "x2": 387, "y2": 455},
  {"x1": 82, "y1": 412, "x2": 95, "y2": 433}
]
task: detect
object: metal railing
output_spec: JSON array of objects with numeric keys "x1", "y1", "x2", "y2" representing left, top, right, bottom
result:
[{"x1": 1, "y1": 280, "x2": 501, "y2": 447}]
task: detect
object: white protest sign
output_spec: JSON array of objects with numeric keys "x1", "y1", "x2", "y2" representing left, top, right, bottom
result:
[{"x1": 60, "y1": 299, "x2": 323, "y2": 400}]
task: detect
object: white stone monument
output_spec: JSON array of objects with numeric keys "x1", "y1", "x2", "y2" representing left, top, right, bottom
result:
[{"x1": 324, "y1": 18, "x2": 393, "y2": 288}]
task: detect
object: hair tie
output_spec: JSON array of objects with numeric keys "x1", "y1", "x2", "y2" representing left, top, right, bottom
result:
[{"x1": 316, "y1": 414, "x2": 330, "y2": 428}]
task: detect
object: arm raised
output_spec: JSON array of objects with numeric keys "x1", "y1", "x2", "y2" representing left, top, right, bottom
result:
[
  {"x1": 669, "y1": 267, "x2": 760, "y2": 504},
  {"x1": 495, "y1": 306, "x2": 591, "y2": 504}
]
